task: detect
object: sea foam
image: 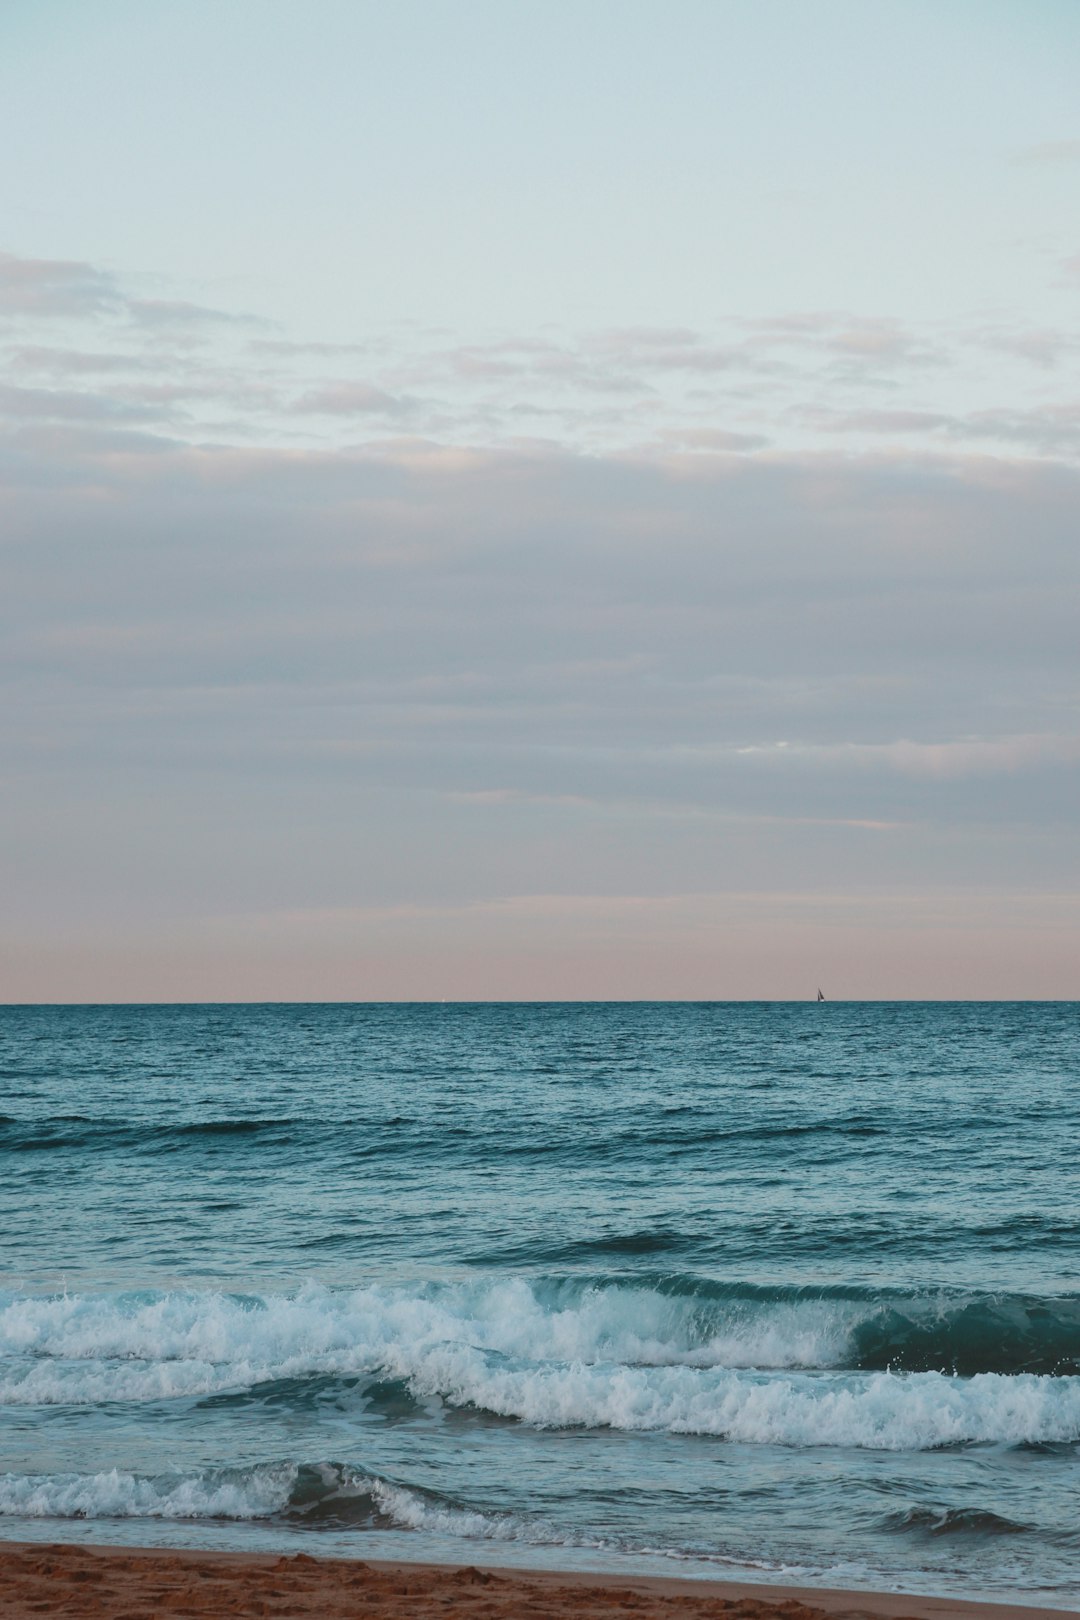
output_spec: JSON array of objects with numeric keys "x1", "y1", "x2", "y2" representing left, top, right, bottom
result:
[
  {"x1": 3, "y1": 1281, "x2": 1080, "y2": 1449},
  {"x1": 0, "y1": 1460, "x2": 563, "y2": 1546}
]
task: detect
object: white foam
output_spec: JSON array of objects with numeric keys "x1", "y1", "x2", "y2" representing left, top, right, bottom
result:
[
  {"x1": 2, "y1": 1282, "x2": 1078, "y2": 1450},
  {"x1": 370, "y1": 1477, "x2": 568, "y2": 1544},
  {"x1": 399, "y1": 1351, "x2": 1080, "y2": 1449},
  {"x1": 0, "y1": 1464, "x2": 296, "y2": 1520},
  {"x1": 0, "y1": 1461, "x2": 570, "y2": 1550},
  {"x1": 0, "y1": 1277, "x2": 852, "y2": 1381}
]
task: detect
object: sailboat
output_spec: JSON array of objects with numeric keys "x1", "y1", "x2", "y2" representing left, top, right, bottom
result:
[{"x1": 816, "y1": 988, "x2": 825, "y2": 1002}]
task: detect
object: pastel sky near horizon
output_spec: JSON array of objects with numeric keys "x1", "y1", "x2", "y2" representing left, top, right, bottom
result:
[{"x1": 2, "y1": 0, "x2": 1079, "y2": 1000}]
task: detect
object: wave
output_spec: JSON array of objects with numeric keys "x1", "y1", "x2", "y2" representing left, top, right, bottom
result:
[
  {"x1": 4, "y1": 1356, "x2": 1077, "y2": 1449},
  {"x1": 0, "y1": 1107, "x2": 1029, "y2": 1165},
  {"x1": 403, "y1": 1357, "x2": 1080, "y2": 1451},
  {"x1": 0, "y1": 1116, "x2": 301, "y2": 1152},
  {"x1": 848, "y1": 1295, "x2": 1080, "y2": 1377},
  {"x1": 0, "y1": 1276, "x2": 852, "y2": 1377},
  {"x1": 3, "y1": 1458, "x2": 1068, "y2": 1592},
  {"x1": 7, "y1": 1276, "x2": 1080, "y2": 1377},
  {"x1": 0, "y1": 1463, "x2": 298, "y2": 1522},
  {"x1": 3, "y1": 1279, "x2": 1080, "y2": 1449},
  {"x1": 524, "y1": 1214, "x2": 1080, "y2": 1270},
  {"x1": 0, "y1": 1460, "x2": 569, "y2": 1546},
  {"x1": 880, "y1": 1505, "x2": 1036, "y2": 1539}
]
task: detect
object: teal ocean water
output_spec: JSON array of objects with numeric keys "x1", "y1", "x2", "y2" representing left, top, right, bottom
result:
[{"x1": 1, "y1": 1002, "x2": 1078, "y2": 1605}]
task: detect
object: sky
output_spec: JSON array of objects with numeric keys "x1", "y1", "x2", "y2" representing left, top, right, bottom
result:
[{"x1": 1, "y1": 0, "x2": 1079, "y2": 1000}]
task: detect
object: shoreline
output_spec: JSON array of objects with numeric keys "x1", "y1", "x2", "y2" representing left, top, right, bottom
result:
[{"x1": 1, "y1": 1541, "x2": 1076, "y2": 1620}]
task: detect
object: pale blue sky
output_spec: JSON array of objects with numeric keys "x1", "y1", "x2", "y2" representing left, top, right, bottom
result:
[
  {"x1": 1, "y1": 2, "x2": 1079, "y2": 998},
  {"x1": 3, "y1": 0, "x2": 1079, "y2": 336}
]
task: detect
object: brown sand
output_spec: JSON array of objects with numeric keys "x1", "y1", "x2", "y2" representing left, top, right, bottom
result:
[{"x1": 0, "y1": 1542, "x2": 1074, "y2": 1620}]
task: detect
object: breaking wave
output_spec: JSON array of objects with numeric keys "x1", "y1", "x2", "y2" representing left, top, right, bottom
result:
[
  {"x1": 4, "y1": 1275, "x2": 1079, "y2": 1374},
  {"x1": 2, "y1": 1279, "x2": 1080, "y2": 1451},
  {"x1": 0, "y1": 1459, "x2": 573, "y2": 1546},
  {"x1": 0, "y1": 1463, "x2": 298, "y2": 1522}
]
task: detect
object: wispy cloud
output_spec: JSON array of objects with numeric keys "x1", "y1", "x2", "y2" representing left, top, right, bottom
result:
[
  {"x1": 1013, "y1": 138, "x2": 1080, "y2": 166},
  {"x1": 7, "y1": 345, "x2": 162, "y2": 376},
  {"x1": 127, "y1": 296, "x2": 266, "y2": 333},
  {"x1": 745, "y1": 312, "x2": 938, "y2": 367},
  {"x1": 0, "y1": 382, "x2": 166, "y2": 423},
  {"x1": 732, "y1": 734, "x2": 1080, "y2": 780},
  {"x1": 0, "y1": 251, "x2": 122, "y2": 318},
  {"x1": 655, "y1": 426, "x2": 770, "y2": 451},
  {"x1": 805, "y1": 402, "x2": 1080, "y2": 452},
  {"x1": 0, "y1": 252, "x2": 262, "y2": 339},
  {"x1": 807, "y1": 408, "x2": 951, "y2": 434},
  {"x1": 292, "y1": 382, "x2": 416, "y2": 417},
  {"x1": 972, "y1": 324, "x2": 1078, "y2": 368},
  {"x1": 5, "y1": 248, "x2": 1079, "y2": 463}
]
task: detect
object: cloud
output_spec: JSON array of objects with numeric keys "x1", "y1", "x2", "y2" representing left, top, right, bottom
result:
[
  {"x1": 292, "y1": 382, "x2": 415, "y2": 416},
  {"x1": 589, "y1": 326, "x2": 702, "y2": 351},
  {"x1": 127, "y1": 297, "x2": 266, "y2": 333},
  {"x1": 5, "y1": 432, "x2": 1077, "y2": 739},
  {"x1": 0, "y1": 422, "x2": 182, "y2": 458},
  {"x1": 5, "y1": 236, "x2": 1080, "y2": 994},
  {"x1": 248, "y1": 337, "x2": 376, "y2": 359},
  {"x1": 7, "y1": 345, "x2": 161, "y2": 376},
  {"x1": 746, "y1": 312, "x2": 934, "y2": 366},
  {"x1": 1013, "y1": 139, "x2": 1080, "y2": 166},
  {"x1": 960, "y1": 405, "x2": 1080, "y2": 451},
  {"x1": 807, "y1": 403, "x2": 1080, "y2": 453},
  {"x1": 422, "y1": 339, "x2": 657, "y2": 396},
  {"x1": 821, "y1": 319, "x2": 920, "y2": 361},
  {"x1": 0, "y1": 253, "x2": 264, "y2": 343},
  {"x1": 973, "y1": 326, "x2": 1077, "y2": 368},
  {"x1": 4, "y1": 423, "x2": 1080, "y2": 997},
  {"x1": 732, "y1": 734, "x2": 1080, "y2": 780},
  {"x1": 655, "y1": 426, "x2": 769, "y2": 452},
  {"x1": 0, "y1": 382, "x2": 165, "y2": 423},
  {"x1": 0, "y1": 251, "x2": 122, "y2": 318},
  {"x1": 11, "y1": 248, "x2": 1080, "y2": 464},
  {"x1": 809, "y1": 408, "x2": 951, "y2": 434},
  {"x1": 583, "y1": 328, "x2": 757, "y2": 375}
]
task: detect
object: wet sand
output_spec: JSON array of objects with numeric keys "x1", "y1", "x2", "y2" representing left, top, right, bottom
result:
[{"x1": 0, "y1": 1542, "x2": 1074, "y2": 1620}]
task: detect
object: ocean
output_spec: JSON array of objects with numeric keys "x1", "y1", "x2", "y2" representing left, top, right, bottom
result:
[{"x1": 1, "y1": 1001, "x2": 1078, "y2": 1606}]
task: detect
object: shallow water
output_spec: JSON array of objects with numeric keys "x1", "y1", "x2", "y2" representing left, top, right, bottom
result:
[{"x1": 1, "y1": 1002, "x2": 1078, "y2": 1604}]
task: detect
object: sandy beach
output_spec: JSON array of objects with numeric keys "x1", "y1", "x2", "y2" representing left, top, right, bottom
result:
[{"x1": 0, "y1": 1542, "x2": 1074, "y2": 1620}]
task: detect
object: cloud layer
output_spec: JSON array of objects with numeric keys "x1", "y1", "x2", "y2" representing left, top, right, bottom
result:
[
  {"x1": 4, "y1": 251, "x2": 1080, "y2": 461},
  {"x1": 2, "y1": 253, "x2": 1079, "y2": 998}
]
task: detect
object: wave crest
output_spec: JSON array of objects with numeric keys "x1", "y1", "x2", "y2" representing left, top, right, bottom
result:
[
  {"x1": 3, "y1": 1279, "x2": 1080, "y2": 1450},
  {"x1": 0, "y1": 1460, "x2": 563, "y2": 1546}
]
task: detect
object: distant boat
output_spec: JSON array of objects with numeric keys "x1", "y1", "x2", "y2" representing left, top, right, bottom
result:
[{"x1": 816, "y1": 988, "x2": 825, "y2": 1002}]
